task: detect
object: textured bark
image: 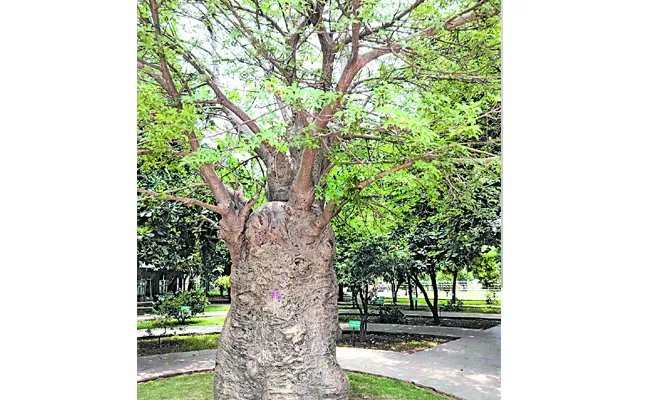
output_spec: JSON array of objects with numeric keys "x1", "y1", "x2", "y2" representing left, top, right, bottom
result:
[
  {"x1": 214, "y1": 202, "x2": 349, "y2": 400},
  {"x1": 265, "y1": 152, "x2": 297, "y2": 202}
]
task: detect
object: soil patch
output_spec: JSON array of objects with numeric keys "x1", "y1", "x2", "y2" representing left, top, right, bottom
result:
[
  {"x1": 337, "y1": 332, "x2": 455, "y2": 353},
  {"x1": 339, "y1": 314, "x2": 500, "y2": 330}
]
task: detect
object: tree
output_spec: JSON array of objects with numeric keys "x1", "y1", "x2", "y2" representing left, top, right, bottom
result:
[
  {"x1": 137, "y1": 1, "x2": 500, "y2": 398},
  {"x1": 137, "y1": 168, "x2": 231, "y2": 294},
  {"x1": 338, "y1": 237, "x2": 385, "y2": 342},
  {"x1": 401, "y1": 200, "x2": 444, "y2": 323},
  {"x1": 436, "y1": 169, "x2": 501, "y2": 303}
]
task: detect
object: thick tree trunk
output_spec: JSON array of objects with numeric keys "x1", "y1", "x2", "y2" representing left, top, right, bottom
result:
[{"x1": 213, "y1": 202, "x2": 349, "y2": 400}]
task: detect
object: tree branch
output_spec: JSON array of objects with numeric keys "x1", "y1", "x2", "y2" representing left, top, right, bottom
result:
[
  {"x1": 147, "y1": 0, "x2": 179, "y2": 99},
  {"x1": 315, "y1": 198, "x2": 347, "y2": 231},
  {"x1": 344, "y1": 0, "x2": 426, "y2": 44},
  {"x1": 357, "y1": 152, "x2": 437, "y2": 190},
  {"x1": 312, "y1": 1, "x2": 498, "y2": 130},
  {"x1": 137, "y1": 188, "x2": 222, "y2": 213}
]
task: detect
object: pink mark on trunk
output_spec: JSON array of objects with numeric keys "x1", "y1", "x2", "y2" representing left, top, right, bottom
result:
[{"x1": 271, "y1": 289, "x2": 281, "y2": 301}]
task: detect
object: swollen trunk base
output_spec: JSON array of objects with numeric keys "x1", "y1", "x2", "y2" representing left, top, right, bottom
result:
[{"x1": 214, "y1": 202, "x2": 350, "y2": 399}]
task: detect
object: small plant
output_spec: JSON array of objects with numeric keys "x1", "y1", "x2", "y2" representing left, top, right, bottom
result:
[
  {"x1": 217, "y1": 275, "x2": 231, "y2": 289},
  {"x1": 377, "y1": 305, "x2": 405, "y2": 324},
  {"x1": 154, "y1": 290, "x2": 209, "y2": 324},
  {"x1": 145, "y1": 316, "x2": 173, "y2": 346},
  {"x1": 485, "y1": 291, "x2": 497, "y2": 304},
  {"x1": 440, "y1": 299, "x2": 464, "y2": 312}
]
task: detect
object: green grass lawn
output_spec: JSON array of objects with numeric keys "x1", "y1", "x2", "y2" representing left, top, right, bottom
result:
[
  {"x1": 137, "y1": 316, "x2": 226, "y2": 330},
  {"x1": 138, "y1": 334, "x2": 220, "y2": 356},
  {"x1": 138, "y1": 371, "x2": 451, "y2": 400},
  {"x1": 204, "y1": 305, "x2": 230, "y2": 312}
]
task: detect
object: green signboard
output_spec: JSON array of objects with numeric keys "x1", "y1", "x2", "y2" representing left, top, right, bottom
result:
[
  {"x1": 348, "y1": 320, "x2": 361, "y2": 329},
  {"x1": 411, "y1": 297, "x2": 418, "y2": 301}
]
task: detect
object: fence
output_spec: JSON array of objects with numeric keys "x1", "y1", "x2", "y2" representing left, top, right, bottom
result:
[
  {"x1": 373, "y1": 280, "x2": 501, "y2": 301},
  {"x1": 424, "y1": 280, "x2": 501, "y2": 293}
]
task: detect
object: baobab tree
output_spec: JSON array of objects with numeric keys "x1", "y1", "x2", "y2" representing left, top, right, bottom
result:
[{"x1": 137, "y1": 0, "x2": 500, "y2": 398}]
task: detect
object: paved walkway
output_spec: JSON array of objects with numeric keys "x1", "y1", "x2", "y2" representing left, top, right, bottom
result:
[
  {"x1": 339, "y1": 325, "x2": 501, "y2": 400},
  {"x1": 138, "y1": 325, "x2": 500, "y2": 400}
]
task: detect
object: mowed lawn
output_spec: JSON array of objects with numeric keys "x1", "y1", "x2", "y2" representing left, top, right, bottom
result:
[
  {"x1": 138, "y1": 371, "x2": 452, "y2": 400},
  {"x1": 204, "y1": 305, "x2": 230, "y2": 312}
]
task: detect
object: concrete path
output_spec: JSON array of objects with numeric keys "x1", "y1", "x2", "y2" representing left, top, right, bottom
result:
[
  {"x1": 137, "y1": 310, "x2": 228, "y2": 321},
  {"x1": 138, "y1": 349, "x2": 216, "y2": 381},
  {"x1": 339, "y1": 325, "x2": 501, "y2": 400},
  {"x1": 339, "y1": 309, "x2": 501, "y2": 320},
  {"x1": 138, "y1": 325, "x2": 501, "y2": 400}
]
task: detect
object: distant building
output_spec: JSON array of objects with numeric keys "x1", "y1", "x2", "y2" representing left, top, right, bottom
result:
[{"x1": 137, "y1": 263, "x2": 184, "y2": 301}]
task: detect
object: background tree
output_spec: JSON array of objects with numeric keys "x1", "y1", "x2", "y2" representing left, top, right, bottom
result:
[
  {"x1": 437, "y1": 168, "x2": 501, "y2": 303},
  {"x1": 137, "y1": 167, "x2": 231, "y2": 293},
  {"x1": 337, "y1": 237, "x2": 385, "y2": 342},
  {"x1": 137, "y1": 1, "x2": 500, "y2": 398}
]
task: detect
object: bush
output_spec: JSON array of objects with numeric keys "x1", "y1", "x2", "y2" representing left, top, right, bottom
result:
[
  {"x1": 217, "y1": 275, "x2": 231, "y2": 288},
  {"x1": 377, "y1": 305, "x2": 405, "y2": 324},
  {"x1": 440, "y1": 299, "x2": 464, "y2": 312},
  {"x1": 155, "y1": 290, "x2": 209, "y2": 324}
]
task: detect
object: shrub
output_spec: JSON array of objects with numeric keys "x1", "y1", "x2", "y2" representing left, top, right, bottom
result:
[
  {"x1": 155, "y1": 290, "x2": 209, "y2": 324},
  {"x1": 377, "y1": 305, "x2": 405, "y2": 324},
  {"x1": 440, "y1": 299, "x2": 464, "y2": 312},
  {"x1": 217, "y1": 275, "x2": 231, "y2": 288}
]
